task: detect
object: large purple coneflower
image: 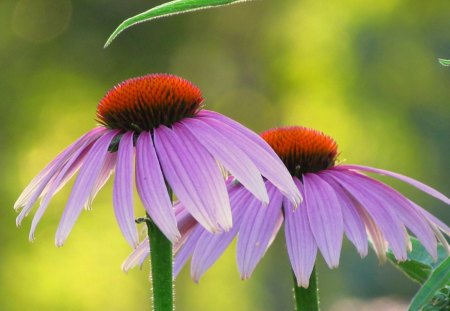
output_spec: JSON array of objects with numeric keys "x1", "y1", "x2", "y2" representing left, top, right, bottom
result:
[
  {"x1": 14, "y1": 75, "x2": 301, "y2": 248},
  {"x1": 124, "y1": 126, "x2": 449, "y2": 287}
]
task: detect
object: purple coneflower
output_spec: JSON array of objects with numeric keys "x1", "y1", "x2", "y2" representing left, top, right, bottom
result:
[
  {"x1": 14, "y1": 75, "x2": 301, "y2": 248},
  {"x1": 124, "y1": 126, "x2": 450, "y2": 287}
]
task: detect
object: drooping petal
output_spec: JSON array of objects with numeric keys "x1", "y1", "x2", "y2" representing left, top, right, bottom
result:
[
  {"x1": 321, "y1": 175, "x2": 368, "y2": 257},
  {"x1": 179, "y1": 118, "x2": 268, "y2": 203},
  {"x1": 55, "y1": 130, "x2": 118, "y2": 247},
  {"x1": 27, "y1": 147, "x2": 91, "y2": 240},
  {"x1": 85, "y1": 151, "x2": 117, "y2": 210},
  {"x1": 303, "y1": 173, "x2": 344, "y2": 268},
  {"x1": 154, "y1": 124, "x2": 231, "y2": 233},
  {"x1": 122, "y1": 238, "x2": 150, "y2": 272},
  {"x1": 14, "y1": 127, "x2": 107, "y2": 210},
  {"x1": 174, "y1": 226, "x2": 205, "y2": 277},
  {"x1": 15, "y1": 128, "x2": 106, "y2": 224},
  {"x1": 325, "y1": 170, "x2": 407, "y2": 261},
  {"x1": 336, "y1": 165, "x2": 450, "y2": 205},
  {"x1": 284, "y1": 178, "x2": 318, "y2": 287},
  {"x1": 173, "y1": 202, "x2": 198, "y2": 253},
  {"x1": 341, "y1": 170, "x2": 437, "y2": 259},
  {"x1": 417, "y1": 206, "x2": 450, "y2": 236},
  {"x1": 113, "y1": 132, "x2": 139, "y2": 248},
  {"x1": 190, "y1": 186, "x2": 253, "y2": 282},
  {"x1": 198, "y1": 110, "x2": 302, "y2": 206},
  {"x1": 136, "y1": 131, "x2": 179, "y2": 242},
  {"x1": 237, "y1": 183, "x2": 284, "y2": 279}
]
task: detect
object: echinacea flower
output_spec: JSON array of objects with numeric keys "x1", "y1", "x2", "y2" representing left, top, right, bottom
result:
[
  {"x1": 15, "y1": 75, "x2": 301, "y2": 248},
  {"x1": 124, "y1": 126, "x2": 450, "y2": 287}
]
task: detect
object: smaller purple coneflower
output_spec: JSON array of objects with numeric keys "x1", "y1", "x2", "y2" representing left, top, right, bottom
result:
[
  {"x1": 124, "y1": 126, "x2": 449, "y2": 287},
  {"x1": 15, "y1": 75, "x2": 301, "y2": 248}
]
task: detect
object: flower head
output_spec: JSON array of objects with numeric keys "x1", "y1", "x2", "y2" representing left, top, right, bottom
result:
[
  {"x1": 15, "y1": 75, "x2": 301, "y2": 248},
  {"x1": 124, "y1": 126, "x2": 450, "y2": 287}
]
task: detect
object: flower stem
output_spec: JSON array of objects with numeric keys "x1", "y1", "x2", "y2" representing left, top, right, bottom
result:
[
  {"x1": 146, "y1": 219, "x2": 173, "y2": 311},
  {"x1": 292, "y1": 266, "x2": 319, "y2": 311}
]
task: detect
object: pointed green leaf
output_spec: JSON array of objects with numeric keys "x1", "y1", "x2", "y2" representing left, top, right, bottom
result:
[
  {"x1": 408, "y1": 256, "x2": 450, "y2": 311},
  {"x1": 105, "y1": 0, "x2": 251, "y2": 47},
  {"x1": 387, "y1": 237, "x2": 448, "y2": 284},
  {"x1": 438, "y1": 58, "x2": 450, "y2": 66}
]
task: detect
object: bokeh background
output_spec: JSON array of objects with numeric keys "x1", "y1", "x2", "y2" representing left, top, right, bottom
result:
[{"x1": 0, "y1": 0, "x2": 449, "y2": 310}]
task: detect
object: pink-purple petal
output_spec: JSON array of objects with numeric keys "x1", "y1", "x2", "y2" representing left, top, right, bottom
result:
[
  {"x1": 55, "y1": 130, "x2": 118, "y2": 247},
  {"x1": 190, "y1": 186, "x2": 254, "y2": 282},
  {"x1": 198, "y1": 110, "x2": 302, "y2": 206},
  {"x1": 336, "y1": 164, "x2": 450, "y2": 205},
  {"x1": 303, "y1": 173, "x2": 344, "y2": 268},
  {"x1": 342, "y1": 171, "x2": 438, "y2": 259},
  {"x1": 27, "y1": 147, "x2": 90, "y2": 240},
  {"x1": 320, "y1": 175, "x2": 368, "y2": 257},
  {"x1": 85, "y1": 152, "x2": 117, "y2": 210},
  {"x1": 179, "y1": 118, "x2": 268, "y2": 204},
  {"x1": 325, "y1": 170, "x2": 407, "y2": 261},
  {"x1": 16, "y1": 129, "x2": 105, "y2": 224},
  {"x1": 237, "y1": 183, "x2": 284, "y2": 279},
  {"x1": 284, "y1": 178, "x2": 318, "y2": 287},
  {"x1": 174, "y1": 226, "x2": 205, "y2": 277},
  {"x1": 113, "y1": 132, "x2": 139, "y2": 248},
  {"x1": 14, "y1": 127, "x2": 107, "y2": 210},
  {"x1": 154, "y1": 124, "x2": 231, "y2": 233},
  {"x1": 122, "y1": 238, "x2": 150, "y2": 272},
  {"x1": 136, "y1": 131, "x2": 180, "y2": 242}
]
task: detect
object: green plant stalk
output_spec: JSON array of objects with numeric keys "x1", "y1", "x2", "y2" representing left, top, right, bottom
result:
[
  {"x1": 146, "y1": 187, "x2": 174, "y2": 311},
  {"x1": 293, "y1": 267, "x2": 320, "y2": 311},
  {"x1": 146, "y1": 219, "x2": 173, "y2": 311}
]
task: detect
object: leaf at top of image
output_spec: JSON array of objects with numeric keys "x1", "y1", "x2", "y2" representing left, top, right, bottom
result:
[
  {"x1": 104, "y1": 0, "x2": 251, "y2": 48},
  {"x1": 438, "y1": 58, "x2": 450, "y2": 66}
]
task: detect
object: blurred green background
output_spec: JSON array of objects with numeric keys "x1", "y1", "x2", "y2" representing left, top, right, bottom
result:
[{"x1": 0, "y1": 0, "x2": 449, "y2": 310}]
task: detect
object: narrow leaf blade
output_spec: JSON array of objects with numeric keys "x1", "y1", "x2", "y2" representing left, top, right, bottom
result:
[
  {"x1": 408, "y1": 257, "x2": 450, "y2": 311},
  {"x1": 438, "y1": 58, "x2": 450, "y2": 66},
  {"x1": 105, "y1": 0, "x2": 251, "y2": 47}
]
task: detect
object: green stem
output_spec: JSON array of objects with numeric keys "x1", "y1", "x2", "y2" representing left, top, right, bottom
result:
[
  {"x1": 293, "y1": 266, "x2": 319, "y2": 311},
  {"x1": 145, "y1": 186, "x2": 174, "y2": 311}
]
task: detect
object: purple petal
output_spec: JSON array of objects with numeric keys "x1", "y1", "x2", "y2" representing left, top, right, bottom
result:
[
  {"x1": 113, "y1": 132, "x2": 139, "y2": 248},
  {"x1": 15, "y1": 128, "x2": 107, "y2": 210},
  {"x1": 237, "y1": 183, "x2": 284, "y2": 279},
  {"x1": 190, "y1": 186, "x2": 254, "y2": 282},
  {"x1": 198, "y1": 110, "x2": 302, "y2": 206},
  {"x1": 325, "y1": 170, "x2": 407, "y2": 261},
  {"x1": 136, "y1": 131, "x2": 179, "y2": 242},
  {"x1": 335, "y1": 165, "x2": 450, "y2": 205},
  {"x1": 154, "y1": 124, "x2": 231, "y2": 233},
  {"x1": 341, "y1": 171, "x2": 438, "y2": 259},
  {"x1": 27, "y1": 147, "x2": 91, "y2": 240},
  {"x1": 55, "y1": 130, "x2": 118, "y2": 247},
  {"x1": 179, "y1": 118, "x2": 268, "y2": 203},
  {"x1": 417, "y1": 206, "x2": 450, "y2": 236},
  {"x1": 320, "y1": 175, "x2": 368, "y2": 257},
  {"x1": 85, "y1": 151, "x2": 117, "y2": 210},
  {"x1": 303, "y1": 173, "x2": 344, "y2": 268},
  {"x1": 174, "y1": 225, "x2": 205, "y2": 277},
  {"x1": 122, "y1": 238, "x2": 150, "y2": 272},
  {"x1": 284, "y1": 178, "x2": 318, "y2": 287},
  {"x1": 173, "y1": 202, "x2": 198, "y2": 253},
  {"x1": 15, "y1": 128, "x2": 106, "y2": 223}
]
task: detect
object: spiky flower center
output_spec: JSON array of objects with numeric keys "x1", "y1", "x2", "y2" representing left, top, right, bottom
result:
[
  {"x1": 96, "y1": 74, "x2": 203, "y2": 132},
  {"x1": 261, "y1": 126, "x2": 338, "y2": 177}
]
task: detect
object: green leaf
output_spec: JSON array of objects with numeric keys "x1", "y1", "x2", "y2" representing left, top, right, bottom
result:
[
  {"x1": 438, "y1": 58, "x2": 450, "y2": 66},
  {"x1": 408, "y1": 257, "x2": 450, "y2": 311},
  {"x1": 387, "y1": 237, "x2": 448, "y2": 284},
  {"x1": 105, "y1": 0, "x2": 251, "y2": 47}
]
